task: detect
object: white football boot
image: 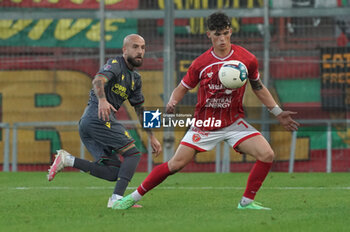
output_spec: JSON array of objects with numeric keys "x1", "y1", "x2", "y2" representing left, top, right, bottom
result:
[{"x1": 47, "y1": 149, "x2": 72, "y2": 181}]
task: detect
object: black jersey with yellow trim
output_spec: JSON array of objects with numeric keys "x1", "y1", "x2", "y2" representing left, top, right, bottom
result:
[{"x1": 88, "y1": 56, "x2": 144, "y2": 110}]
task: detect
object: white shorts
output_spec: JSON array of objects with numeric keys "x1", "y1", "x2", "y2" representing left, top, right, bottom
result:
[{"x1": 180, "y1": 118, "x2": 261, "y2": 152}]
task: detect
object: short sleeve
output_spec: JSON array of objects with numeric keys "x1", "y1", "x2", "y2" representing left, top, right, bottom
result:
[
  {"x1": 96, "y1": 58, "x2": 122, "y2": 81},
  {"x1": 247, "y1": 56, "x2": 260, "y2": 81},
  {"x1": 181, "y1": 60, "x2": 200, "y2": 89}
]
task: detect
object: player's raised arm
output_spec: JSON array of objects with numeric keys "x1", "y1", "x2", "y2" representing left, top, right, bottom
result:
[
  {"x1": 92, "y1": 74, "x2": 117, "y2": 121},
  {"x1": 249, "y1": 79, "x2": 300, "y2": 131},
  {"x1": 166, "y1": 83, "x2": 189, "y2": 113}
]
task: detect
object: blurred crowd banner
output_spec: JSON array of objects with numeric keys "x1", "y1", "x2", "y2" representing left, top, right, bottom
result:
[
  {"x1": 321, "y1": 47, "x2": 350, "y2": 111},
  {"x1": 0, "y1": 18, "x2": 137, "y2": 48},
  {"x1": 0, "y1": 0, "x2": 139, "y2": 9}
]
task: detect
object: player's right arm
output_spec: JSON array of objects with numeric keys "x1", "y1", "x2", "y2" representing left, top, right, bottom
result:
[
  {"x1": 166, "y1": 83, "x2": 189, "y2": 113},
  {"x1": 92, "y1": 74, "x2": 117, "y2": 121},
  {"x1": 166, "y1": 59, "x2": 199, "y2": 113}
]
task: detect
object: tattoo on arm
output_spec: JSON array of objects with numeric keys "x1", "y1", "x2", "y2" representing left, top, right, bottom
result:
[
  {"x1": 249, "y1": 79, "x2": 263, "y2": 90},
  {"x1": 93, "y1": 78, "x2": 106, "y2": 99}
]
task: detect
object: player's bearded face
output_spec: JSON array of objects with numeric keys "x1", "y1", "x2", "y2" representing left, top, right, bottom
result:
[
  {"x1": 124, "y1": 38, "x2": 145, "y2": 68},
  {"x1": 127, "y1": 55, "x2": 143, "y2": 67}
]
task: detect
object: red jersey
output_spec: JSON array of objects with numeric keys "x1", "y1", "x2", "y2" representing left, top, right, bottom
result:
[{"x1": 181, "y1": 44, "x2": 260, "y2": 130}]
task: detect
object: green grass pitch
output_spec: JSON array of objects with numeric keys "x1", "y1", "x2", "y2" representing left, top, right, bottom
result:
[{"x1": 0, "y1": 172, "x2": 349, "y2": 232}]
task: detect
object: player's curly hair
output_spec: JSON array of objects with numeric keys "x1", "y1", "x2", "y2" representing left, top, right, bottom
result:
[{"x1": 207, "y1": 12, "x2": 231, "y2": 31}]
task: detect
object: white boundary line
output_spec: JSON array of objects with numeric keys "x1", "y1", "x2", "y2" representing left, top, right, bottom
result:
[{"x1": 2, "y1": 186, "x2": 350, "y2": 190}]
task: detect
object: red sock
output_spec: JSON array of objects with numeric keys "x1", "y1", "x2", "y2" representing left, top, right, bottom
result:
[
  {"x1": 243, "y1": 160, "x2": 272, "y2": 200},
  {"x1": 137, "y1": 162, "x2": 172, "y2": 196}
]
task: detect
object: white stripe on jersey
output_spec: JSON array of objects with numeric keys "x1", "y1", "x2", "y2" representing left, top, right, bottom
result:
[
  {"x1": 198, "y1": 53, "x2": 260, "y2": 82},
  {"x1": 196, "y1": 50, "x2": 233, "y2": 80},
  {"x1": 251, "y1": 72, "x2": 260, "y2": 81},
  {"x1": 198, "y1": 61, "x2": 226, "y2": 80},
  {"x1": 210, "y1": 50, "x2": 234, "y2": 60},
  {"x1": 181, "y1": 79, "x2": 193, "y2": 90}
]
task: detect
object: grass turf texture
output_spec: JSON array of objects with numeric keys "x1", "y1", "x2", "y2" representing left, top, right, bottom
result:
[{"x1": 0, "y1": 172, "x2": 349, "y2": 232}]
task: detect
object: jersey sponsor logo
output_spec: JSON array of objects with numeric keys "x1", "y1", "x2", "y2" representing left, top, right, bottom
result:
[
  {"x1": 205, "y1": 97, "x2": 232, "y2": 108},
  {"x1": 192, "y1": 134, "x2": 201, "y2": 143},
  {"x1": 208, "y1": 83, "x2": 234, "y2": 95},
  {"x1": 143, "y1": 109, "x2": 161, "y2": 128},
  {"x1": 111, "y1": 83, "x2": 128, "y2": 99},
  {"x1": 208, "y1": 84, "x2": 224, "y2": 90}
]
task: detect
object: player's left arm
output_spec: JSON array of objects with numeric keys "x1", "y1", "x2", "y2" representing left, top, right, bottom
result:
[
  {"x1": 250, "y1": 79, "x2": 300, "y2": 131},
  {"x1": 134, "y1": 105, "x2": 162, "y2": 155}
]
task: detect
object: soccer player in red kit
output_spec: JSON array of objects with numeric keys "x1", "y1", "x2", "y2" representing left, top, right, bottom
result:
[{"x1": 113, "y1": 12, "x2": 299, "y2": 210}]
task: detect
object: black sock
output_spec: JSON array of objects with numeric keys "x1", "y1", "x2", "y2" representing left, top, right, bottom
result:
[
  {"x1": 113, "y1": 152, "x2": 141, "y2": 195},
  {"x1": 74, "y1": 158, "x2": 119, "y2": 181}
]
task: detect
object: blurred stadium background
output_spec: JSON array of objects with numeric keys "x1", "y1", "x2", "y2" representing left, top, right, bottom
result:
[{"x1": 0, "y1": 0, "x2": 349, "y2": 173}]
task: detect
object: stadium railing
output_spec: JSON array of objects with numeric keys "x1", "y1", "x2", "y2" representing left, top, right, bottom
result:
[
  {"x1": 10, "y1": 120, "x2": 143, "y2": 172},
  {"x1": 8, "y1": 119, "x2": 349, "y2": 173},
  {"x1": 286, "y1": 119, "x2": 350, "y2": 174},
  {"x1": 0, "y1": 123, "x2": 10, "y2": 172},
  {"x1": 214, "y1": 118, "x2": 350, "y2": 173}
]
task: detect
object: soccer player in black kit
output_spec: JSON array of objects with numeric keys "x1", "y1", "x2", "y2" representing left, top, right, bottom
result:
[{"x1": 48, "y1": 34, "x2": 162, "y2": 208}]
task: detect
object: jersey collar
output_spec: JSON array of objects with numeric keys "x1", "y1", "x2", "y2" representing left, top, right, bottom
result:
[{"x1": 210, "y1": 46, "x2": 234, "y2": 60}]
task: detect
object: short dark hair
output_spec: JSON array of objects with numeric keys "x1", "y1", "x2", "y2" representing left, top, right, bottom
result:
[{"x1": 207, "y1": 12, "x2": 231, "y2": 31}]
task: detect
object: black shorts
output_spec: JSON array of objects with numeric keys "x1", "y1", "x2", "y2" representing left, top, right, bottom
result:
[{"x1": 79, "y1": 106, "x2": 134, "y2": 161}]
